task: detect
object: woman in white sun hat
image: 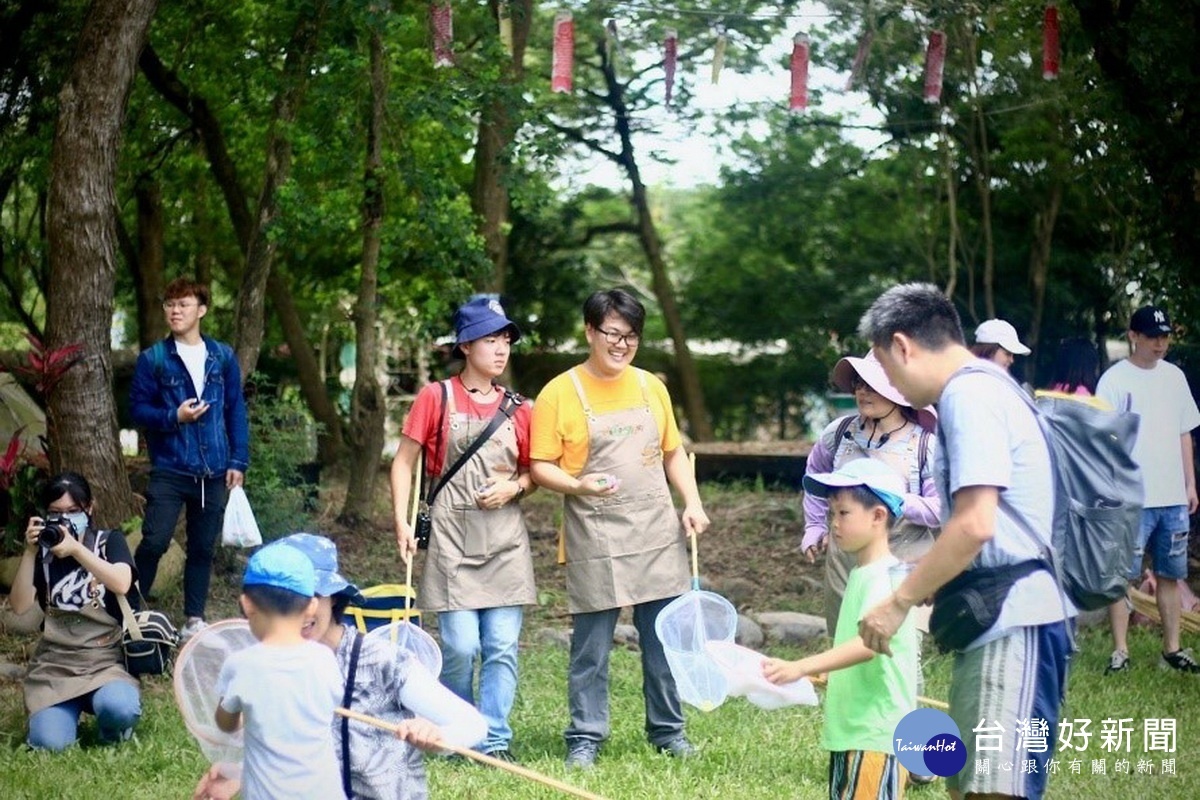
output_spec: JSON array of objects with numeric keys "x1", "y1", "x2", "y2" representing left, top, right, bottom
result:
[
  {"x1": 802, "y1": 352, "x2": 941, "y2": 636},
  {"x1": 971, "y1": 318, "x2": 1031, "y2": 370}
]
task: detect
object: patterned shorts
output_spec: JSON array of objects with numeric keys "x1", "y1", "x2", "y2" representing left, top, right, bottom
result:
[{"x1": 828, "y1": 749, "x2": 906, "y2": 800}]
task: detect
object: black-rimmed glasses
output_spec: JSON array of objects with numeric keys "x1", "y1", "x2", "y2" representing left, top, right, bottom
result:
[{"x1": 596, "y1": 327, "x2": 640, "y2": 346}]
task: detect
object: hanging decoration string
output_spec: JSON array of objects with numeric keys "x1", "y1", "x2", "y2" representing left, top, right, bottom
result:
[
  {"x1": 431, "y1": 2, "x2": 454, "y2": 69},
  {"x1": 664, "y1": 29, "x2": 679, "y2": 106},
  {"x1": 499, "y1": 1, "x2": 514, "y2": 57},
  {"x1": 789, "y1": 33, "x2": 810, "y2": 113},
  {"x1": 710, "y1": 29, "x2": 727, "y2": 85},
  {"x1": 923, "y1": 29, "x2": 946, "y2": 104},
  {"x1": 552, "y1": 11, "x2": 575, "y2": 93},
  {"x1": 1042, "y1": 4, "x2": 1060, "y2": 80}
]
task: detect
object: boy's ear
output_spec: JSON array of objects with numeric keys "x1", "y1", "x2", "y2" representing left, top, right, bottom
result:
[
  {"x1": 304, "y1": 596, "x2": 319, "y2": 616},
  {"x1": 873, "y1": 505, "x2": 890, "y2": 525},
  {"x1": 239, "y1": 592, "x2": 253, "y2": 618}
]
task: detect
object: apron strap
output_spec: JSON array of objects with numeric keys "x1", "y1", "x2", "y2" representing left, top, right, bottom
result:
[{"x1": 340, "y1": 630, "x2": 365, "y2": 799}]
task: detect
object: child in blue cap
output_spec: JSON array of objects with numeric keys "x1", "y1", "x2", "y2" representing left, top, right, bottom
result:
[
  {"x1": 214, "y1": 544, "x2": 346, "y2": 799},
  {"x1": 763, "y1": 458, "x2": 918, "y2": 798}
]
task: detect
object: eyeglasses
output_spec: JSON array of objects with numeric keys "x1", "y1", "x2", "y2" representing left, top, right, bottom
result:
[
  {"x1": 162, "y1": 301, "x2": 198, "y2": 311},
  {"x1": 596, "y1": 326, "x2": 640, "y2": 347}
]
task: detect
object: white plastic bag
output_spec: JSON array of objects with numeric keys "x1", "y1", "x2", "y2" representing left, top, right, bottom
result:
[{"x1": 222, "y1": 486, "x2": 262, "y2": 547}]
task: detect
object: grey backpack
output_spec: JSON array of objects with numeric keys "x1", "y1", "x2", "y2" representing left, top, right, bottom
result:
[{"x1": 959, "y1": 363, "x2": 1144, "y2": 611}]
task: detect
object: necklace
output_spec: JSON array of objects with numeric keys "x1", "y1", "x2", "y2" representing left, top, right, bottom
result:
[
  {"x1": 460, "y1": 376, "x2": 497, "y2": 398},
  {"x1": 867, "y1": 417, "x2": 908, "y2": 449}
]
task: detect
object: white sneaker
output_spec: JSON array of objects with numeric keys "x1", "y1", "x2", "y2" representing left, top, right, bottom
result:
[{"x1": 179, "y1": 617, "x2": 208, "y2": 641}]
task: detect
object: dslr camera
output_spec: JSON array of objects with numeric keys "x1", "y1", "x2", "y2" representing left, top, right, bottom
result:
[{"x1": 38, "y1": 514, "x2": 78, "y2": 548}]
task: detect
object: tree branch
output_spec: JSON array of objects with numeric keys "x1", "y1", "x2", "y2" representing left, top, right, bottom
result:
[{"x1": 548, "y1": 121, "x2": 624, "y2": 164}]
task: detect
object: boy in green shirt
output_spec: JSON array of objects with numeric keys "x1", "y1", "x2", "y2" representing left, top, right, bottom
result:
[{"x1": 765, "y1": 458, "x2": 918, "y2": 798}]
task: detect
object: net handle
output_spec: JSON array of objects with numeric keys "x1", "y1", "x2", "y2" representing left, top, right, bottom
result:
[
  {"x1": 334, "y1": 707, "x2": 611, "y2": 800},
  {"x1": 688, "y1": 452, "x2": 700, "y2": 590}
]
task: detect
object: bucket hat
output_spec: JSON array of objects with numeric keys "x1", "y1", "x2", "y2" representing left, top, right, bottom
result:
[
  {"x1": 452, "y1": 297, "x2": 521, "y2": 359},
  {"x1": 832, "y1": 351, "x2": 937, "y2": 432}
]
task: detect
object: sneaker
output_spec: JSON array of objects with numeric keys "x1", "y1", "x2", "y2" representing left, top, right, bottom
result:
[
  {"x1": 1105, "y1": 649, "x2": 1130, "y2": 674},
  {"x1": 485, "y1": 748, "x2": 517, "y2": 764},
  {"x1": 179, "y1": 617, "x2": 208, "y2": 642},
  {"x1": 1160, "y1": 648, "x2": 1200, "y2": 673},
  {"x1": 564, "y1": 740, "x2": 599, "y2": 770},
  {"x1": 654, "y1": 736, "x2": 699, "y2": 759}
]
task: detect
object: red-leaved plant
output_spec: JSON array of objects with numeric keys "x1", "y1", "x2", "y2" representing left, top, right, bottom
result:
[{"x1": 12, "y1": 333, "x2": 85, "y2": 399}]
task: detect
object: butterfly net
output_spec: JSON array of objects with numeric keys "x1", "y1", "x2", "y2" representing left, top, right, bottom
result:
[
  {"x1": 366, "y1": 620, "x2": 443, "y2": 676},
  {"x1": 654, "y1": 589, "x2": 738, "y2": 711},
  {"x1": 173, "y1": 619, "x2": 257, "y2": 772}
]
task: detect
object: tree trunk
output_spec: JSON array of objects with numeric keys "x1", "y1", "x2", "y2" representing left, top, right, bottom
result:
[
  {"x1": 596, "y1": 40, "x2": 713, "y2": 441},
  {"x1": 469, "y1": 0, "x2": 532, "y2": 293},
  {"x1": 1027, "y1": 181, "x2": 1063, "y2": 381},
  {"x1": 231, "y1": 0, "x2": 328, "y2": 380},
  {"x1": 339, "y1": 22, "x2": 388, "y2": 525},
  {"x1": 134, "y1": 177, "x2": 167, "y2": 347},
  {"x1": 45, "y1": 0, "x2": 157, "y2": 527},
  {"x1": 141, "y1": 35, "x2": 345, "y2": 461},
  {"x1": 265, "y1": 271, "x2": 345, "y2": 462}
]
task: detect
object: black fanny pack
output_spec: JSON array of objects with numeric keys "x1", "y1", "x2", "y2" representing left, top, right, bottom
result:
[{"x1": 929, "y1": 560, "x2": 1046, "y2": 653}]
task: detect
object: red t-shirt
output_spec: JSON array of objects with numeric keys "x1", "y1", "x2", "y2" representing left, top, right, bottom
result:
[{"x1": 401, "y1": 377, "x2": 532, "y2": 478}]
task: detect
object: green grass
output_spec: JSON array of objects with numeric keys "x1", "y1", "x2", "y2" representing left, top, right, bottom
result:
[{"x1": 1, "y1": 621, "x2": 1196, "y2": 799}]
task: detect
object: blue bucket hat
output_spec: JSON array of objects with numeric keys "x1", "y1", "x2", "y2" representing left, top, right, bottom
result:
[
  {"x1": 803, "y1": 458, "x2": 906, "y2": 519},
  {"x1": 452, "y1": 296, "x2": 521, "y2": 358},
  {"x1": 243, "y1": 543, "x2": 317, "y2": 597},
  {"x1": 277, "y1": 533, "x2": 364, "y2": 604}
]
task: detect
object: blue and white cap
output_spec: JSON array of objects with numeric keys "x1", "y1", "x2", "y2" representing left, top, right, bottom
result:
[
  {"x1": 803, "y1": 458, "x2": 906, "y2": 519},
  {"x1": 277, "y1": 532, "x2": 364, "y2": 604}
]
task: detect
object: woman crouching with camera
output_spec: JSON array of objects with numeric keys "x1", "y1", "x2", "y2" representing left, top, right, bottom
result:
[{"x1": 9, "y1": 471, "x2": 141, "y2": 751}]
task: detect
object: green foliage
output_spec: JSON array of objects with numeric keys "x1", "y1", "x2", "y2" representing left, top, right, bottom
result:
[
  {"x1": 243, "y1": 382, "x2": 320, "y2": 541},
  {"x1": 0, "y1": 460, "x2": 48, "y2": 558}
]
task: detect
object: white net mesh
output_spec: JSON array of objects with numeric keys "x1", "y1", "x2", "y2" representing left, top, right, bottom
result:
[
  {"x1": 172, "y1": 619, "x2": 257, "y2": 767},
  {"x1": 654, "y1": 590, "x2": 738, "y2": 711},
  {"x1": 365, "y1": 620, "x2": 442, "y2": 676},
  {"x1": 704, "y1": 639, "x2": 819, "y2": 710}
]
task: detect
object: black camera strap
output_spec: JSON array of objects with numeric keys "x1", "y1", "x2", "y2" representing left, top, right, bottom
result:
[{"x1": 425, "y1": 381, "x2": 522, "y2": 510}]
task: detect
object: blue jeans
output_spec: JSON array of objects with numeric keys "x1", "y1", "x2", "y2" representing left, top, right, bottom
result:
[
  {"x1": 1130, "y1": 506, "x2": 1190, "y2": 580},
  {"x1": 135, "y1": 470, "x2": 227, "y2": 618},
  {"x1": 27, "y1": 681, "x2": 141, "y2": 751},
  {"x1": 438, "y1": 606, "x2": 523, "y2": 753}
]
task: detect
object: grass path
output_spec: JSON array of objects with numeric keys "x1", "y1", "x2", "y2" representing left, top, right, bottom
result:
[{"x1": 1, "y1": 621, "x2": 1195, "y2": 799}]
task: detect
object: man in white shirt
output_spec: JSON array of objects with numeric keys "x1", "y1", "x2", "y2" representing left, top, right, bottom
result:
[{"x1": 1097, "y1": 305, "x2": 1200, "y2": 674}]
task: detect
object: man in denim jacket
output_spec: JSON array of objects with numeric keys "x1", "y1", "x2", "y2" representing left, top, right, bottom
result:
[{"x1": 129, "y1": 277, "x2": 249, "y2": 640}]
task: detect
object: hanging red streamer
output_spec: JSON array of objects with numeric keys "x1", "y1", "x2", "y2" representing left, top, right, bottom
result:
[
  {"x1": 1042, "y1": 4, "x2": 1060, "y2": 80},
  {"x1": 431, "y1": 2, "x2": 453, "y2": 68},
  {"x1": 664, "y1": 29, "x2": 678, "y2": 106},
  {"x1": 551, "y1": 12, "x2": 574, "y2": 93},
  {"x1": 789, "y1": 34, "x2": 810, "y2": 113},
  {"x1": 923, "y1": 30, "x2": 946, "y2": 104},
  {"x1": 845, "y1": 30, "x2": 874, "y2": 90}
]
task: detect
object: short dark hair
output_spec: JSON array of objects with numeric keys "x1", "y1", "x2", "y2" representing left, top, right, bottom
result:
[
  {"x1": 583, "y1": 288, "x2": 645, "y2": 335},
  {"x1": 243, "y1": 583, "x2": 311, "y2": 616},
  {"x1": 830, "y1": 485, "x2": 897, "y2": 529},
  {"x1": 40, "y1": 471, "x2": 93, "y2": 511},
  {"x1": 858, "y1": 282, "x2": 965, "y2": 351},
  {"x1": 330, "y1": 592, "x2": 353, "y2": 621},
  {"x1": 1048, "y1": 337, "x2": 1100, "y2": 394},
  {"x1": 970, "y1": 342, "x2": 1003, "y2": 361},
  {"x1": 164, "y1": 277, "x2": 210, "y2": 307}
]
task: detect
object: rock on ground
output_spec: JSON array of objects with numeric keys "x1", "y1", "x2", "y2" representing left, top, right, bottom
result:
[{"x1": 754, "y1": 611, "x2": 827, "y2": 645}]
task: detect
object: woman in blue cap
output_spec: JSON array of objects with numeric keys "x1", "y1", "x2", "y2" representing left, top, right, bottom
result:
[
  {"x1": 194, "y1": 533, "x2": 485, "y2": 800},
  {"x1": 388, "y1": 297, "x2": 536, "y2": 762}
]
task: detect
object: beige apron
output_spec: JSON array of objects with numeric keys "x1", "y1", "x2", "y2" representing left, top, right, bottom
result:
[
  {"x1": 562, "y1": 368, "x2": 690, "y2": 614},
  {"x1": 823, "y1": 421, "x2": 937, "y2": 632},
  {"x1": 420, "y1": 380, "x2": 537, "y2": 612},
  {"x1": 24, "y1": 535, "x2": 136, "y2": 715}
]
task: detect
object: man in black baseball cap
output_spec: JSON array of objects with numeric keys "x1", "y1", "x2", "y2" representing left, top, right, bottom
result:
[{"x1": 1096, "y1": 302, "x2": 1200, "y2": 675}]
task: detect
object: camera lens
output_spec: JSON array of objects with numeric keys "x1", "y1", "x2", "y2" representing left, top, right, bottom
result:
[{"x1": 38, "y1": 524, "x2": 64, "y2": 548}]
